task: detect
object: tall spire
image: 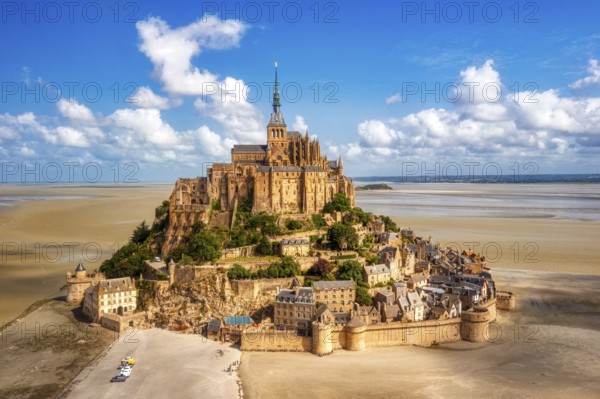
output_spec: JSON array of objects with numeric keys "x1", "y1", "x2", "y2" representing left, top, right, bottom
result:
[
  {"x1": 273, "y1": 61, "x2": 280, "y2": 114},
  {"x1": 268, "y1": 62, "x2": 286, "y2": 126}
]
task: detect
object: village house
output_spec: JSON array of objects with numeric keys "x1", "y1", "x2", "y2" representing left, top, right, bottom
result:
[
  {"x1": 374, "y1": 289, "x2": 396, "y2": 306},
  {"x1": 401, "y1": 246, "x2": 416, "y2": 276},
  {"x1": 354, "y1": 304, "x2": 381, "y2": 325},
  {"x1": 274, "y1": 287, "x2": 316, "y2": 334},
  {"x1": 362, "y1": 264, "x2": 391, "y2": 287},
  {"x1": 406, "y1": 291, "x2": 425, "y2": 322},
  {"x1": 313, "y1": 280, "x2": 355, "y2": 313},
  {"x1": 82, "y1": 277, "x2": 137, "y2": 323},
  {"x1": 407, "y1": 272, "x2": 428, "y2": 290},
  {"x1": 379, "y1": 302, "x2": 403, "y2": 322},
  {"x1": 279, "y1": 238, "x2": 311, "y2": 257}
]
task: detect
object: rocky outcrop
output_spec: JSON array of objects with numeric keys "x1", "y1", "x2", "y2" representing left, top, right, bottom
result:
[{"x1": 138, "y1": 270, "x2": 272, "y2": 332}]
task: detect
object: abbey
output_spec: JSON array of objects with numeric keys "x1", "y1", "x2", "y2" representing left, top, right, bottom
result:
[{"x1": 162, "y1": 67, "x2": 355, "y2": 255}]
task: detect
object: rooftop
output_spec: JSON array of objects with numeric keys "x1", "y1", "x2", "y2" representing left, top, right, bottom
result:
[{"x1": 313, "y1": 280, "x2": 355, "y2": 290}]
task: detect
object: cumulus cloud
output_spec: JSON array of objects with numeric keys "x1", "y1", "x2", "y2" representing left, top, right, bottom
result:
[
  {"x1": 129, "y1": 86, "x2": 172, "y2": 109},
  {"x1": 339, "y1": 59, "x2": 600, "y2": 169},
  {"x1": 292, "y1": 115, "x2": 309, "y2": 133},
  {"x1": 57, "y1": 99, "x2": 96, "y2": 124},
  {"x1": 385, "y1": 93, "x2": 402, "y2": 105},
  {"x1": 570, "y1": 59, "x2": 600, "y2": 89},
  {"x1": 136, "y1": 16, "x2": 246, "y2": 96},
  {"x1": 193, "y1": 76, "x2": 263, "y2": 143}
]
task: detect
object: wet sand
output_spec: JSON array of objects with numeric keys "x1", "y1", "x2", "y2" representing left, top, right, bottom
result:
[
  {"x1": 391, "y1": 216, "x2": 600, "y2": 275},
  {"x1": 239, "y1": 269, "x2": 600, "y2": 399},
  {"x1": 0, "y1": 184, "x2": 173, "y2": 324}
]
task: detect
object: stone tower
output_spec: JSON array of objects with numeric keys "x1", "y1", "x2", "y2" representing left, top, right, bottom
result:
[
  {"x1": 312, "y1": 321, "x2": 333, "y2": 356},
  {"x1": 168, "y1": 259, "x2": 176, "y2": 287},
  {"x1": 344, "y1": 316, "x2": 366, "y2": 351},
  {"x1": 267, "y1": 62, "x2": 288, "y2": 156}
]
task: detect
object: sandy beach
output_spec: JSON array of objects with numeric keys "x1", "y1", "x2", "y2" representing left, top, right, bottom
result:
[{"x1": 0, "y1": 184, "x2": 173, "y2": 324}]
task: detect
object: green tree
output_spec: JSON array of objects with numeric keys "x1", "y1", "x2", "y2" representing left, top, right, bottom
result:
[
  {"x1": 155, "y1": 200, "x2": 170, "y2": 218},
  {"x1": 379, "y1": 215, "x2": 399, "y2": 232},
  {"x1": 187, "y1": 230, "x2": 223, "y2": 262},
  {"x1": 327, "y1": 222, "x2": 359, "y2": 250},
  {"x1": 227, "y1": 263, "x2": 252, "y2": 280},
  {"x1": 311, "y1": 213, "x2": 326, "y2": 229},
  {"x1": 130, "y1": 221, "x2": 151, "y2": 244},
  {"x1": 335, "y1": 260, "x2": 364, "y2": 283},
  {"x1": 255, "y1": 235, "x2": 273, "y2": 256},
  {"x1": 322, "y1": 193, "x2": 351, "y2": 213},
  {"x1": 355, "y1": 286, "x2": 372, "y2": 306},
  {"x1": 285, "y1": 219, "x2": 302, "y2": 230}
]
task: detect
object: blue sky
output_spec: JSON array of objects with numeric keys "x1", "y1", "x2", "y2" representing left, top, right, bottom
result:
[{"x1": 1, "y1": 0, "x2": 600, "y2": 182}]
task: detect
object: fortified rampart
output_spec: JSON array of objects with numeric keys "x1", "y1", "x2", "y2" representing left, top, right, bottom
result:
[
  {"x1": 496, "y1": 291, "x2": 516, "y2": 310},
  {"x1": 240, "y1": 299, "x2": 497, "y2": 355},
  {"x1": 241, "y1": 328, "x2": 312, "y2": 352}
]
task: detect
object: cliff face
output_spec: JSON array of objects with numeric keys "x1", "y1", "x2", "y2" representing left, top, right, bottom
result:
[{"x1": 138, "y1": 271, "x2": 272, "y2": 332}]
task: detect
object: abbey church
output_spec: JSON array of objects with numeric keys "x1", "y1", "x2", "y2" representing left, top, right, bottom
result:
[{"x1": 162, "y1": 67, "x2": 355, "y2": 255}]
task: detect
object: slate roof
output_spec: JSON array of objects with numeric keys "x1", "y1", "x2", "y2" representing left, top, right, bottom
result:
[
  {"x1": 98, "y1": 277, "x2": 135, "y2": 292},
  {"x1": 280, "y1": 238, "x2": 310, "y2": 245},
  {"x1": 232, "y1": 144, "x2": 267, "y2": 153},
  {"x1": 75, "y1": 262, "x2": 86, "y2": 272},
  {"x1": 363, "y1": 264, "x2": 391, "y2": 275},
  {"x1": 313, "y1": 280, "x2": 355, "y2": 290},
  {"x1": 225, "y1": 315, "x2": 253, "y2": 325}
]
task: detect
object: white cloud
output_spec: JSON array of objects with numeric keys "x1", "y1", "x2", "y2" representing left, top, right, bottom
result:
[
  {"x1": 385, "y1": 93, "x2": 402, "y2": 104},
  {"x1": 55, "y1": 126, "x2": 91, "y2": 148},
  {"x1": 110, "y1": 108, "x2": 187, "y2": 149},
  {"x1": 57, "y1": 99, "x2": 96, "y2": 124},
  {"x1": 136, "y1": 16, "x2": 246, "y2": 96},
  {"x1": 342, "y1": 59, "x2": 600, "y2": 170},
  {"x1": 292, "y1": 115, "x2": 309, "y2": 133},
  {"x1": 193, "y1": 76, "x2": 263, "y2": 143},
  {"x1": 570, "y1": 59, "x2": 600, "y2": 89},
  {"x1": 129, "y1": 86, "x2": 172, "y2": 109}
]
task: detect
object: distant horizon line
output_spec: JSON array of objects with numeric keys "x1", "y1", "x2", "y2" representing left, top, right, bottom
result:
[{"x1": 2, "y1": 173, "x2": 600, "y2": 185}]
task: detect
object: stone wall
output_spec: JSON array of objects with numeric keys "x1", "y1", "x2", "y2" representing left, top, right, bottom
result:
[
  {"x1": 230, "y1": 277, "x2": 296, "y2": 300},
  {"x1": 173, "y1": 265, "x2": 218, "y2": 282},
  {"x1": 241, "y1": 329, "x2": 312, "y2": 352},
  {"x1": 219, "y1": 245, "x2": 257, "y2": 261},
  {"x1": 363, "y1": 319, "x2": 461, "y2": 347},
  {"x1": 496, "y1": 291, "x2": 516, "y2": 311}
]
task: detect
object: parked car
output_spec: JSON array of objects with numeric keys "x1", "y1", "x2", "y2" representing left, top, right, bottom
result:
[
  {"x1": 111, "y1": 375, "x2": 127, "y2": 382},
  {"x1": 119, "y1": 367, "x2": 132, "y2": 377},
  {"x1": 153, "y1": 256, "x2": 161, "y2": 262},
  {"x1": 121, "y1": 356, "x2": 136, "y2": 366}
]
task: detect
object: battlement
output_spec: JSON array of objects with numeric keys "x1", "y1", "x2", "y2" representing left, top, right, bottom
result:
[{"x1": 496, "y1": 291, "x2": 516, "y2": 311}]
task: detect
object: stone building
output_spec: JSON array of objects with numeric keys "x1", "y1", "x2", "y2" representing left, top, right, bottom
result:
[
  {"x1": 161, "y1": 66, "x2": 355, "y2": 256},
  {"x1": 274, "y1": 287, "x2": 316, "y2": 334},
  {"x1": 82, "y1": 277, "x2": 137, "y2": 323},
  {"x1": 65, "y1": 263, "x2": 105, "y2": 304},
  {"x1": 362, "y1": 264, "x2": 391, "y2": 287},
  {"x1": 313, "y1": 280, "x2": 355, "y2": 313},
  {"x1": 279, "y1": 238, "x2": 310, "y2": 257}
]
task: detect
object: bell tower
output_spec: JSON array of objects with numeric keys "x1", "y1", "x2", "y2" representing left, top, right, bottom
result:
[{"x1": 267, "y1": 62, "x2": 287, "y2": 150}]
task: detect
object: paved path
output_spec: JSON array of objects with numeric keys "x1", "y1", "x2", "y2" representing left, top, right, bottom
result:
[{"x1": 66, "y1": 329, "x2": 241, "y2": 399}]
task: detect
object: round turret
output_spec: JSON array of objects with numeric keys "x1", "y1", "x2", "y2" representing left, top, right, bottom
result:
[
  {"x1": 74, "y1": 262, "x2": 87, "y2": 279},
  {"x1": 344, "y1": 316, "x2": 366, "y2": 351},
  {"x1": 460, "y1": 306, "x2": 492, "y2": 342},
  {"x1": 312, "y1": 322, "x2": 333, "y2": 356}
]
